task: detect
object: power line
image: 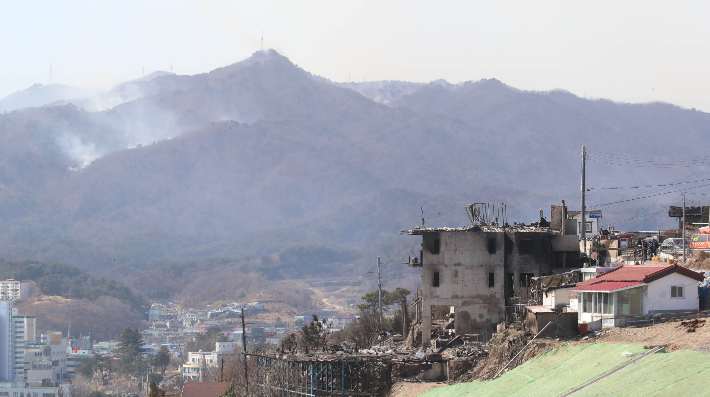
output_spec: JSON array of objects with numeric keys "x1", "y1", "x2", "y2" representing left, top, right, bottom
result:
[
  {"x1": 586, "y1": 156, "x2": 704, "y2": 168},
  {"x1": 612, "y1": 209, "x2": 667, "y2": 225},
  {"x1": 588, "y1": 178, "x2": 710, "y2": 190},
  {"x1": 587, "y1": 150, "x2": 710, "y2": 167},
  {"x1": 589, "y1": 169, "x2": 710, "y2": 211},
  {"x1": 589, "y1": 182, "x2": 710, "y2": 209}
]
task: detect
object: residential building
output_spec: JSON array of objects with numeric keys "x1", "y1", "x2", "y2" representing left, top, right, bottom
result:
[
  {"x1": 567, "y1": 210, "x2": 603, "y2": 240},
  {"x1": 12, "y1": 314, "x2": 36, "y2": 382},
  {"x1": 0, "y1": 281, "x2": 29, "y2": 301},
  {"x1": 570, "y1": 264, "x2": 705, "y2": 327},
  {"x1": 0, "y1": 382, "x2": 73, "y2": 397},
  {"x1": 0, "y1": 302, "x2": 15, "y2": 382},
  {"x1": 23, "y1": 332, "x2": 67, "y2": 387},
  {"x1": 182, "y1": 342, "x2": 237, "y2": 382}
]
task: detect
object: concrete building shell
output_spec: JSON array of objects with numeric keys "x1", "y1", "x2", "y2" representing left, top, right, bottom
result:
[{"x1": 406, "y1": 227, "x2": 579, "y2": 347}]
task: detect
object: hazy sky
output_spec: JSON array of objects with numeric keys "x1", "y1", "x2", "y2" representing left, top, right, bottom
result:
[{"x1": 2, "y1": 1, "x2": 710, "y2": 110}]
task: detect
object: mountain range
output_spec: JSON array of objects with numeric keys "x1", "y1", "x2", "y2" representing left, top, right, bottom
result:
[{"x1": 1, "y1": 50, "x2": 709, "y2": 272}]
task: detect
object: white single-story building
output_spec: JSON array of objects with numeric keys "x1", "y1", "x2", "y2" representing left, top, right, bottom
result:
[{"x1": 569, "y1": 264, "x2": 705, "y2": 327}]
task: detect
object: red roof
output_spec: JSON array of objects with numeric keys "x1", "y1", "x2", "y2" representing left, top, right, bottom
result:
[
  {"x1": 570, "y1": 281, "x2": 643, "y2": 292},
  {"x1": 182, "y1": 382, "x2": 230, "y2": 397},
  {"x1": 570, "y1": 264, "x2": 704, "y2": 292}
]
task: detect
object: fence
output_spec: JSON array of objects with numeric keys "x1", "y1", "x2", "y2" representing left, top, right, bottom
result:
[{"x1": 249, "y1": 354, "x2": 390, "y2": 397}]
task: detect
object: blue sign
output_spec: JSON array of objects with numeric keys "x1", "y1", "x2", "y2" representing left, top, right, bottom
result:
[{"x1": 589, "y1": 213, "x2": 601, "y2": 218}]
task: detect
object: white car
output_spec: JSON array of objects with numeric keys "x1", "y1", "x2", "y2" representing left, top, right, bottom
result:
[{"x1": 660, "y1": 238, "x2": 687, "y2": 255}]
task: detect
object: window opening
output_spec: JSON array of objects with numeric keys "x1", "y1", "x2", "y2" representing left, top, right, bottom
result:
[
  {"x1": 433, "y1": 272, "x2": 440, "y2": 287},
  {"x1": 671, "y1": 286, "x2": 684, "y2": 298},
  {"x1": 488, "y1": 238, "x2": 497, "y2": 254},
  {"x1": 519, "y1": 273, "x2": 534, "y2": 287},
  {"x1": 519, "y1": 239, "x2": 535, "y2": 254}
]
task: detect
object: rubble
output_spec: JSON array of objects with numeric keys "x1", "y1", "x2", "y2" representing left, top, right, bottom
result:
[
  {"x1": 402, "y1": 223, "x2": 558, "y2": 236},
  {"x1": 674, "y1": 319, "x2": 705, "y2": 332}
]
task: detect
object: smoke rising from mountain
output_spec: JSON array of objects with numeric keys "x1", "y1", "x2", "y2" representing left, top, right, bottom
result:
[{"x1": 55, "y1": 132, "x2": 103, "y2": 169}]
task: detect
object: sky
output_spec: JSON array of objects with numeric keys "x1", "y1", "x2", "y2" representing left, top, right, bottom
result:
[{"x1": 2, "y1": 1, "x2": 710, "y2": 111}]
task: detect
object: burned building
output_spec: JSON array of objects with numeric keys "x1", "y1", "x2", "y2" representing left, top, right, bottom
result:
[{"x1": 404, "y1": 203, "x2": 579, "y2": 347}]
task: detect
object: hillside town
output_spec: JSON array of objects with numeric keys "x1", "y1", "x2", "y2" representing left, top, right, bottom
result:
[{"x1": 0, "y1": 198, "x2": 708, "y2": 396}]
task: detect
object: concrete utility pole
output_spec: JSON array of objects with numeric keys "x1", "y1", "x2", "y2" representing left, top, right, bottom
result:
[
  {"x1": 683, "y1": 191, "x2": 686, "y2": 263},
  {"x1": 241, "y1": 309, "x2": 248, "y2": 396},
  {"x1": 581, "y1": 146, "x2": 587, "y2": 261},
  {"x1": 377, "y1": 257, "x2": 383, "y2": 322}
]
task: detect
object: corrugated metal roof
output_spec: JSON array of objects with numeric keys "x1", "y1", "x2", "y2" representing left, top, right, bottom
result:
[
  {"x1": 570, "y1": 281, "x2": 644, "y2": 292},
  {"x1": 573, "y1": 264, "x2": 704, "y2": 290}
]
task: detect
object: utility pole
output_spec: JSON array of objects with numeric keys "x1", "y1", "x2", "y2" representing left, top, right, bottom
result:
[
  {"x1": 683, "y1": 191, "x2": 686, "y2": 263},
  {"x1": 241, "y1": 309, "x2": 248, "y2": 396},
  {"x1": 581, "y1": 146, "x2": 587, "y2": 263},
  {"x1": 377, "y1": 257, "x2": 383, "y2": 322}
]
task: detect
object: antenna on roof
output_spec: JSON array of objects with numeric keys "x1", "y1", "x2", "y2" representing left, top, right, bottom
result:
[
  {"x1": 261, "y1": 30, "x2": 264, "y2": 52},
  {"x1": 421, "y1": 207, "x2": 425, "y2": 229}
]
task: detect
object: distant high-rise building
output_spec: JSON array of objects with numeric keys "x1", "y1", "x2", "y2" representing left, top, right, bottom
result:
[
  {"x1": 0, "y1": 301, "x2": 37, "y2": 382},
  {"x1": 0, "y1": 281, "x2": 29, "y2": 301},
  {"x1": 0, "y1": 301, "x2": 15, "y2": 382}
]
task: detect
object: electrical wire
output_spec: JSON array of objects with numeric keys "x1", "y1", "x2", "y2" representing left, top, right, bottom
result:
[
  {"x1": 587, "y1": 168, "x2": 710, "y2": 211},
  {"x1": 588, "y1": 178, "x2": 710, "y2": 190},
  {"x1": 587, "y1": 150, "x2": 710, "y2": 168},
  {"x1": 612, "y1": 209, "x2": 667, "y2": 225},
  {"x1": 589, "y1": 182, "x2": 710, "y2": 209}
]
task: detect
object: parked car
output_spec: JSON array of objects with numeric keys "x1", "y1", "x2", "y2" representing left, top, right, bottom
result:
[{"x1": 660, "y1": 238, "x2": 688, "y2": 255}]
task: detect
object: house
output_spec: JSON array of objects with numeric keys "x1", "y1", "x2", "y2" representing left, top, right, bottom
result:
[
  {"x1": 182, "y1": 342, "x2": 237, "y2": 382},
  {"x1": 569, "y1": 264, "x2": 705, "y2": 327},
  {"x1": 550, "y1": 202, "x2": 602, "y2": 256},
  {"x1": 567, "y1": 210, "x2": 603, "y2": 240},
  {"x1": 403, "y1": 202, "x2": 581, "y2": 347}
]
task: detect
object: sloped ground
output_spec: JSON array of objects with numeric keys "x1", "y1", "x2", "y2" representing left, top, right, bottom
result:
[
  {"x1": 590, "y1": 319, "x2": 710, "y2": 352},
  {"x1": 418, "y1": 343, "x2": 710, "y2": 397}
]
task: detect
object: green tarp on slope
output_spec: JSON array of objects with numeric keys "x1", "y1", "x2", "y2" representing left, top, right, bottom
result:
[{"x1": 420, "y1": 343, "x2": 710, "y2": 397}]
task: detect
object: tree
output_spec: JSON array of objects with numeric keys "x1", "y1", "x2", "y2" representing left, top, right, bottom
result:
[
  {"x1": 117, "y1": 327, "x2": 146, "y2": 376},
  {"x1": 357, "y1": 288, "x2": 411, "y2": 316},
  {"x1": 147, "y1": 382, "x2": 165, "y2": 397},
  {"x1": 77, "y1": 355, "x2": 107, "y2": 378},
  {"x1": 152, "y1": 346, "x2": 171, "y2": 375},
  {"x1": 300, "y1": 315, "x2": 327, "y2": 353},
  {"x1": 333, "y1": 315, "x2": 388, "y2": 351}
]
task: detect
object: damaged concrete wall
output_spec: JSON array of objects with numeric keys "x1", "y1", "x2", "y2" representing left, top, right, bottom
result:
[
  {"x1": 421, "y1": 231, "x2": 505, "y2": 347},
  {"x1": 418, "y1": 228, "x2": 581, "y2": 346},
  {"x1": 503, "y1": 232, "x2": 558, "y2": 305}
]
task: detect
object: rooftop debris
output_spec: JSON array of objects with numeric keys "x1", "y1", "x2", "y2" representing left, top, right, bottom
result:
[
  {"x1": 404, "y1": 202, "x2": 557, "y2": 234},
  {"x1": 403, "y1": 223, "x2": 558, "y2": 235}
]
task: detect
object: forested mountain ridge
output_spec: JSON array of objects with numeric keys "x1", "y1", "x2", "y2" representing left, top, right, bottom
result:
[{"x1": 0, "y1": 50, "x2": 708, "y2": 272}]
